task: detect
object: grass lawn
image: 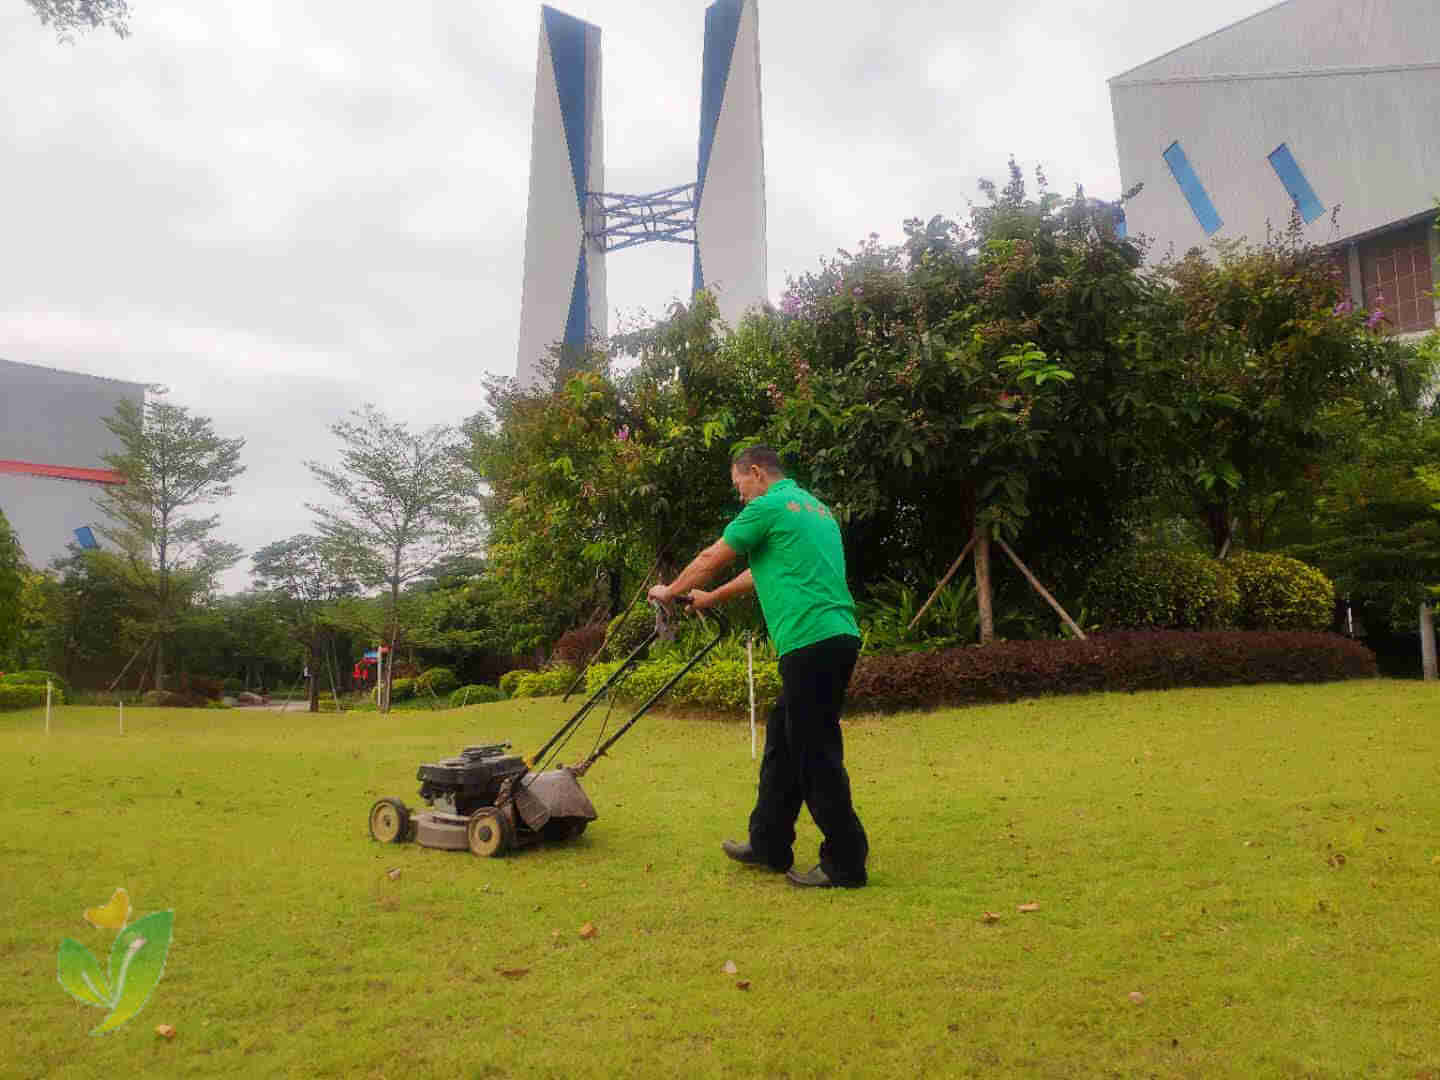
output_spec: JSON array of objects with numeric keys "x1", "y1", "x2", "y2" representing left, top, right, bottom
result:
[{"x1": 2, "y1": 680, "x2": 1439, "y2": 1078}]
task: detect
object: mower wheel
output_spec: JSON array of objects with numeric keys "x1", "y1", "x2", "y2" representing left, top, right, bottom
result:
[
  {"x1": 369, "y1": 798, "x2": 411, "y2": 844},
  {"x1": 467, "y1": 807, "x2": 513, "y2": 857}
]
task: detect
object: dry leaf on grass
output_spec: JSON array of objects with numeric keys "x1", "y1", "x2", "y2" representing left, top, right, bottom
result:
[
  {"x1": 1017, "y1": 902, "x2": 1040, "y2": 913},
  {"x1": 155, "y1": 1024, "x2": 176, "y2": 1040},
  {"x1": 386, "y1": 868, "x2": 402, "y2": 881},
  {"x1": 722, "y1": 960, "x2": 738, "y2": 975},
  {"x1": 736, "y1": 980, "x2": 751, "y2": 990},
  {"x1": 981, "y1": 912, "x2": 1001, "y2": 924},
  {"x1": 1128, "y1": 991, "x2": 1145, "y2": 1004},
  {"x1": 496, "y1": 968, "x2": 530, "y2": 978},
  {"x1": 579, "y1": 922, "x2": 597, "y2": 939}
]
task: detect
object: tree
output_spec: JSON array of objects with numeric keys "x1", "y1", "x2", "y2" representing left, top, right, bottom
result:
[
  {"x1": 95, "y1": 396, "x2": 245, "y2": 690},
  {"x1": 307, "y1": 405, "x2": 482, "y2": 711},
  {"x1": 25, "y1": 0, "x2": 130, "y2": 41},
  {"x1": 0, "y1": 508, "x2": 25, "y2": 660},
  {"x1": 251, "y1": 535, "x2": 368, "y2": 711}
]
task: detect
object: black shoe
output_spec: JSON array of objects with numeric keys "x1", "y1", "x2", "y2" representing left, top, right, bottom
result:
[
  {"x1": 721, "y1": 839, "x2": 784, "y2": 870},
  {"x1": 785, "y1": 865, "x2": 865, "y2": 889}
]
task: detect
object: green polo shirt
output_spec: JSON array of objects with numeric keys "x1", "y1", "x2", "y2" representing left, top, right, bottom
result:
[{"x1": 721, "y1": 477, "x2": 859, "y2": 657}]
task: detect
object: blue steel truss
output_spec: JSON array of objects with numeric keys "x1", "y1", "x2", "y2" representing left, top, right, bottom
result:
[{"x1": 585, "y1": 183, "x2": 697, "y2": 253}]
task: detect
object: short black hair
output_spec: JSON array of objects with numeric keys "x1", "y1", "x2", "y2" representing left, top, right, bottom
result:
[{"x1": 731, "y1": 445, "x2": 784, "y2": 475}]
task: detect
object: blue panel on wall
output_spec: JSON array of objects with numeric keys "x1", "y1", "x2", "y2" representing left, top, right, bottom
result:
[
  {"x1": 543, "y1": 6, "x2": 588, "y2": 212},
  {"x1": 1162, "y1": 141, "x2": 1223, "y2": 236},
  {"x1": 1267, "y1": 143, "x2": 1325, "y2": 224},
  {"x1": 73, "y1": 526, "x2": 98, "y2": 550},
  {"x1": 696, "y1": 0, "x2": 742, "y2": 202},
  {"x1": 564, "y1": 248, "x2": 588, "y2": 346}
]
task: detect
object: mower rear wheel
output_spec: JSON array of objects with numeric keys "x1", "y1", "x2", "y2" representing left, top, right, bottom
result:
[
  {"x1": 369, "y1": 798, "x2": 411, "y2": 844},
  {"x1": 467, "y1": 807, "x2": 512, "y2": 857}
]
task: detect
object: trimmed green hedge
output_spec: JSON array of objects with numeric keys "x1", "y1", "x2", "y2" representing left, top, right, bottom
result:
[
  {"x1": 586, "y1": 657, "x2": 780, "y2": 713},
  {"x1": 1086, "y1": 550, "x2": 1239, "y2": 630},
  {"x1": 1, "y1": 669, "x2": 69, "y2": 695},
  {"x1": 1227, "y1": 551, "x2": 1334, "y2": 631},
  {"x1": 450, "y1": 684, "x2": 506, "y2": 707},
  {"x1": 0, "y1": 682, "x2": 62, "y2": 709},
  {"x1": 512, "y1": 668, "x2": 578, "y2": 698},
  {"x1": 498, "y1": 670, "x2": 528, "y2": 698}
]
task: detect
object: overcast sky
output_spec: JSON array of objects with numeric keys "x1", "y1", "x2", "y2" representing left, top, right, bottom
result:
[{"x1": 0, "y1": 0, "x2": 1276, "y2": 592}]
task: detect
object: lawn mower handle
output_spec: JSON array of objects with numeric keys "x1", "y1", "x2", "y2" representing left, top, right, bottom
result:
[{"x1": 577, "y1": 601, "x2": 729, "y2": 769}]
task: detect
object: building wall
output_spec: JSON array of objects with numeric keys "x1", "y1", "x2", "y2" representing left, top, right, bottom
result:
[
  {"x1": 1111, "y1": 0, "x2": 1440, "y2": 258},
  {"x1": 0, "y1": 357, "x2": 145, "y2": 569}
]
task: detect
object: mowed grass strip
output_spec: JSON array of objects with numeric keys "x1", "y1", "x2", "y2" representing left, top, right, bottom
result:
[{"x1": 2, "y1": 681, "x2": 1438, "y2": 1079}]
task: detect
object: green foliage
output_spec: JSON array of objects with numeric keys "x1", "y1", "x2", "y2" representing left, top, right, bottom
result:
[
  {"x1": 139, "y1": 690, "x2": 195, "y2": 708},
  {"x1": 597, "y1": 609, "x2": 656, "y2": 661},
  {"x1": 0, "y1": 508, "x2": 22, "y2": 660},
  {"x1": 388, "y1": 677, "x2": 415, "y2": 702},
  {"x1": 857, "y1": 577, "x2": 980, "y2": 652},
  {"x1": 449, "y1": 684, "x2": 506, "y2": 707},
  {"x1": 0, "y1": 681, "x2": 60, "y2": 709},
  {"x1": 414, "y1": 667, "x2": 458, "y2": 697},
  {"x1": 1225, "y1": 552, "x2": 1334, "y2": 631},
  {"x1": 585, "y1": 656, "x2": 781, "y2": 714},
  {"x1": 498, "y1": 670, "x2": 528, "y2": 698},
  {"x1": 1085, "y1": 550, "x2": 1239, "y2": 630},
  {"x1": 511, "y1": 667, "x2": 577, "y2": 699},
  {"x1": 24, "y1": 0, "x2": 131, "y2": 41},
  {"x1": 0, "y1": 669, "x2": 69, "y2": 695}
]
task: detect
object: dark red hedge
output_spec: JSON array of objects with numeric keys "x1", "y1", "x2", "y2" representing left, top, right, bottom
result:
[{"x1": 846, "y1": 631, "x2": 1378, "y2": 712}]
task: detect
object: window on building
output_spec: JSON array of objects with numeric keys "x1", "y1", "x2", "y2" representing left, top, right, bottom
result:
[
  {"x1": 1267, "y1": 144, "x2": 1325, "y2": 225},
  {"x1": 1162, "y1": 141, "x2": 1223, "y2": 236},
  {"x1": 1359, "y1": 221, "x2": 1437, "y2": 334}
]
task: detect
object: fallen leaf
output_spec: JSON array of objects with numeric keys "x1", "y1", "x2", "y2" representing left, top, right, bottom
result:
[
  {"x1": 1017, "y1": 902, "x2": 1040, "y2": 913},
  {"x1": 155, "y1": 1024, "x2": 176, "y2": 1040},
  {"x1": 736, "y1": 980, "x2": 751, "y2": 990},
  {"x1": 981, "y1": 912, "x2": 1000, "y2": 924},
  {"x1": 496, "y1": 968, "x2": 530, "y2": 978},
  {"x1": 579, "y1": 922, "x2": 597, "y2": 939},
  {"x1": 1128, "y1": 992, "x2": 1145, "y2": 1004},
  {"x1": 386, "y1": 867, "x2": 402, "y2": 881},
  {"x1": 1327, "y1": 853, "x2": 1346, "y2": 868},
  {"x1": 722, "y1": 960, "x2": 738, "y2": 975}
]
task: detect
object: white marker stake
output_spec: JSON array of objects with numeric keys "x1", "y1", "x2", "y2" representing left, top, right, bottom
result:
[
  {"x1": 45, "y1": 680, "x2": 52, "y2": 734},
  {"x1": 747, "y1": 634, "x2": 756, "y2": 761}
]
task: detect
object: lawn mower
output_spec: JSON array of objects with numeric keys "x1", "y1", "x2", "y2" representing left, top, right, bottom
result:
[{"x1": 366, "y1": 599, "x2": 728, "y2": 857}]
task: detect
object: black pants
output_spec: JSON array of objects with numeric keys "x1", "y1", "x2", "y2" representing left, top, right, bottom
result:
[{"x1": 747, "y1": 634, "x2": 868, "y2": 885}]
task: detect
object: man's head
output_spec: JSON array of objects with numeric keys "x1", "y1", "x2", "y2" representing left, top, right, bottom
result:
[{"x1": 730, "y1": 445, "x2": 784, "y2": 504}]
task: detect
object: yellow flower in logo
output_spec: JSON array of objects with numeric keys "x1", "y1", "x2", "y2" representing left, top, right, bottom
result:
[{"x1": 83, "y1": 888, "x2": 131, "y2": 931}]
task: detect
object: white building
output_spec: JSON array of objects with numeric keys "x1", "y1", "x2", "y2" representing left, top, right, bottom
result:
[
  {"x1": 0, "y1": 357, "x2": 145, "y2": 570},
  {"x1": 1110, "y1": 0, "x2": 1440, "y2": 335}
]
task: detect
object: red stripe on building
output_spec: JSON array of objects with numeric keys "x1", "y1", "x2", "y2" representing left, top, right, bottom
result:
[{"x1": 0, "y1": 459, "x2": 127, "y2": 485}]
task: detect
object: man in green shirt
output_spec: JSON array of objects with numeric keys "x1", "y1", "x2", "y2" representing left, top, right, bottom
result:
[{"x1": 648, "y1": 446, "x2": 868, "y2": 888}]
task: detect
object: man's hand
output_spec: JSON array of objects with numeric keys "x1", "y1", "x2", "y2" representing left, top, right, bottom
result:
[
  {"x1": 647, "y1": 583, "x2": 673, "y2": 609},
  {"x1": 689, "y1": 587, "x2": 719, "y2": 610}
]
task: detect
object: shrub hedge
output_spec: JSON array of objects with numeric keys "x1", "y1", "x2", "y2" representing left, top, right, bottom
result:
[
  {"x1": 498, "y1": 670, "x2": 527, "y2": 698},
  {"x1": 598, "y1": 609, "x2": 656, "y2": 662},
  {"x1": 1, "y1": 669, "x2": 69, "y2": 695},
  {"x1": 387, "y1": 677, "x2": 416, "y2": 702},
  {"x1": 415, "y1": 667, "x2": 459, "y2": 697},
  {"x1": 512, "y1": 667, "x2": 578, "y2": 698},
  {"x1": 585, "y1": 631, "x2": 1375, "y2": 715},
  {"x1": 450, "y1": 684, "x2": 507, "y2": 707},
  {"x1": 1226, "y1": 551, "x2": 1334, "y2": 631},
  {"x1": 1086, "y1": 550, "x2": 1239, "y2": 630},
  {"x1": 0, "y1": 682, "x2": 62, "y2": 709},
  {"x1": 140, "y1": 689, "x2": 204, "y2": 708}
]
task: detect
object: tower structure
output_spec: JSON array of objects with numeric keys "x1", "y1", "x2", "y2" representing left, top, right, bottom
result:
[{"x1": 516, "y1": 0, "x2": 767, "y2": 387}]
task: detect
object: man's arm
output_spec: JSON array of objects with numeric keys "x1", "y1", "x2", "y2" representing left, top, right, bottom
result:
[
  {"x1": 690, "y1": 568, "x2": 754, "y2": 610},
  {"x1": 648, "y1": 539, "x2": 738, "y2": 606}
]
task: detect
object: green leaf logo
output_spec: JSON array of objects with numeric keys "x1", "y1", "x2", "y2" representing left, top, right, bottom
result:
[{"x1": 56, "y1": 907, "x2": 174, "y2": 1035}]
